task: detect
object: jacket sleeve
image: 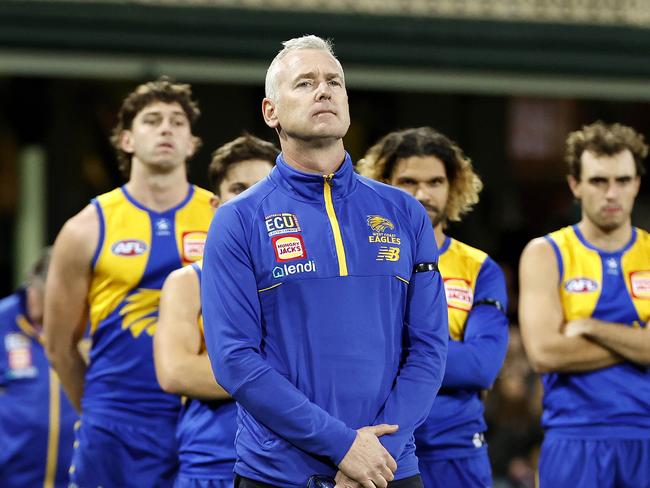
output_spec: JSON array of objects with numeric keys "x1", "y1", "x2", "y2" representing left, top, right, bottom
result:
[
  {"x1": 443, "y1": 257, "x2": 509, "y2": 390},
  {"x1": 373, "y1": 203, "x2": 448, "y2": 460},
  {"x1": 201, "y1": 204, "x2": 357, "y2": 465}
]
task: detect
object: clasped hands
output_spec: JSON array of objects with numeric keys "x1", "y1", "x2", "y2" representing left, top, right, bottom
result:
[{"x1": 335, "y1": 424, "x2": 399, "y2": 488}]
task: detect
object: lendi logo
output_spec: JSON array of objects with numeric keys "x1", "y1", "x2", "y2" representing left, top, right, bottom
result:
[{"x1": 272, "y1": 260, "x2": 317, "y2": 278}]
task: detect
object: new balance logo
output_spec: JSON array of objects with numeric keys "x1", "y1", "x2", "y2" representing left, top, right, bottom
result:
[{"x1": 376, "y1": 247, "x2": 400, "y2": 262}]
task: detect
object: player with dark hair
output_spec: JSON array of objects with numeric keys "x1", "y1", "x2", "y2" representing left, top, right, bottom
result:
[
  {"x1": 520, "y1": 121, "x2": 650, "y2": 487},
  {"x1": 44, "y1": 77, "x2": 213, "y2": 487},
  {"x1": 155, "y1": 134, "x2": 278, "y2": 487},
  {"x1": 359, "y1": 127, "x2": 509, "y2": 487}
]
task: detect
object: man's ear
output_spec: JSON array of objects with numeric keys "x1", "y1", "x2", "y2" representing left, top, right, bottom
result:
[
  {"x1": 262, "y1": 98, "x2": 279, "y2": 129},
  {"x1": 187, "y1": 136, "x2": 200, "y2": 159},
  {"x1": 567, "y1": 175, "x2": 581, "y2": 200},
  {"x1": 209, "y1": 194, "x2": 220, "y2": 209},
  {"x1": 120, "y1": 130, "x2": 134, "y2": 154}
]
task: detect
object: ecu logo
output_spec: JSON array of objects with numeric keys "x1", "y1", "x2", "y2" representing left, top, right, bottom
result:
[{"x1": 367, "y1": 215, "x2": 395, "y2": 233}]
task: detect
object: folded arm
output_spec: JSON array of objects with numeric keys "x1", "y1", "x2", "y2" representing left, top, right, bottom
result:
[
  {"x1": 154, "y1": 265, "x2": 230, "y2": 400},
  {"x1": 519, "y1": 237, "x2": 622, "y2": 374}
]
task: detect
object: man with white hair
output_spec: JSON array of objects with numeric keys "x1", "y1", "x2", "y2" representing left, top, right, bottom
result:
[{"x1": 201, "y1": 35, "x2": 448, "y2": 488}]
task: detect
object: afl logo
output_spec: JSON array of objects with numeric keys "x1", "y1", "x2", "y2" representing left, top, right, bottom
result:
[
  {"x1": 564, "y1": 278, "x2": 599, "y2": 293},
  {"x1": 111, "y1": 240, "x2": 148, "y2": 257}
]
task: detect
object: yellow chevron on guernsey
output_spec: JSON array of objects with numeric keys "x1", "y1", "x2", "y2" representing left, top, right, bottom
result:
[{"x1": 120, "y1": 288, "x2": 161, "y2": 338}]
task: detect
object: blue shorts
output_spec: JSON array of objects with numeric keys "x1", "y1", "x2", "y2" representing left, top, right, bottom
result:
[
  {"x1": 418, "y1": 453, "x2": 492, "y2": 488},
  {"x1": 175, "y1": 474, "x2": 233, "y2": 488},
  {"x1": 69, "y1": 414, "x2": 178, "y2": 488},
  {"x1": 539, "y1": 437, "x2": 650, "y2": 488}
]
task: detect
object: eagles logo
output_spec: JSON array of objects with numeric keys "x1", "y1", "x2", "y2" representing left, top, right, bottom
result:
[
  {"x1": 367, "y1": 215, "x2": 395, "y2": 233},
  {"x1": 120, "y1": 288, "x2": 160, "y2": 338}
]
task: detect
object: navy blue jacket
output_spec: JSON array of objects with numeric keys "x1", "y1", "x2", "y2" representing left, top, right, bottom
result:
[{"x1": 202, "y1": 153, "x2": 448, "y2": 486}]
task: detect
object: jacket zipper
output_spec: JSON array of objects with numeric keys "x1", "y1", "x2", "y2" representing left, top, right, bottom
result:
[{"x1": 323, "y1": 174, "x2": 348, "y2": 277}]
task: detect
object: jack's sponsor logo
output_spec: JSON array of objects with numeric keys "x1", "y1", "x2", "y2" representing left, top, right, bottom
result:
[
  {"x1": 111, "y1": 239, "x2": 147, "y2": 257},
  {"x1": 182, "y1": 231, "x2": 207, "y2": 262},
  {"x1": 272, "y1": 260, "x2": 317, "y2": 278},
  {"x1": 265, "y1": 213, "x2": 301, "y2": 237},
  {"x1": 564, "y1": 278, "x2": 599, "y2": 293},
  {"x1": 273, "y1": 234, "x2": 307, "y2": 262},
  {"x1": 444, "y1": 278, "x2": 474, "y2": 311},
  {"x1": 630, "y1": 270, "x2": 650, "y2": 299},
  {"x1": 376, "y1": 246, "x2": 400, "y2": 262}
]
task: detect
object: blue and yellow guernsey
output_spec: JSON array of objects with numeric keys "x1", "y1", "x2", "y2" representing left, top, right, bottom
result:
[
  {"x1": 83, "y1": 185, "x2": 213, "y2": 425},
  {"x1": 415, "y1": 237, "x2": 509, "y2": 460},
  {"x1": 0, "y1": 290, "x2": 78, "y2": 488},
  {"x1": 543, "y1": 225, "x2": 650, "y2": 438},
  {"x1": 176, "y1": 261, "x2": 237, "y2": 480}
]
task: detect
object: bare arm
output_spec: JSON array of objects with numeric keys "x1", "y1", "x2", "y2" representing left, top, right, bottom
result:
[
  {"x1": 154, "y1": 267, "x2": 229, "y2": 400},
  {"x1": 565, "y1": 318, "x2": 650, "y2": 367},
  {"x1": 44, "y1": 205, "x2": 97, "y2": 412},
  {"x1": 518, "y1": 237, "x2": 621, "y2": 373}
]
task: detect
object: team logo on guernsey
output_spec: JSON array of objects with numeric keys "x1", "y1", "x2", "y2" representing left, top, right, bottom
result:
[
  {"x1": 120, "y1": 288, "x2": 161, "y2": 337},
  {"x1": 444, "y1": 278, "x2": 474, "y2": 311},
  {"x1": 564, "y1": 278, "x2": 599, "y2": 293},
  {"x1": 265, "y1": 213, "x2": 301, "y2": 237},
  {"x1": 111, "y1": 239, "x2": 147, "y2": 257},
  {"x1": 182, "y1": 231, "x2": 207, "y2": 263},
  {"x1": 273, "y1": 234, "x2": 307, "y2": 262},
  {"x1": 630, "y1": 271, "x2": 650, "y2": 299},
  {"x1": 367, "y1": 215, "x2": 401, "y2": 245},
  {"x1": 376, "y1": 246, "x2": 400, "y2": 262},
  {"x1": 5, "y1": 333, "x2": 36, "y2": 379}
]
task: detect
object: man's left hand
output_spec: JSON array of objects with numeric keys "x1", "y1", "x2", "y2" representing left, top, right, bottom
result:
[{"x1": 334, "y1": 470, "x2": 362, "y2": 488}]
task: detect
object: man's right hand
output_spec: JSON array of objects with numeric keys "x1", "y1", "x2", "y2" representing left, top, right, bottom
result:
[{"x1": 336, "y1": 424, "x2": 398, "y2": 488}]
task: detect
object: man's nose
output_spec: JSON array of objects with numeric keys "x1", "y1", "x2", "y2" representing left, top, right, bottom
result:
[
  {"x1": 605, "y1": 181, "x2": 620, "y2": 199},
  {"x1": 414, "y1": 183, "x2": 429, "y2": 201},
  {"x1": 159, "y1": 118, "x2": 173, "y2": 133},
  {"x1": 315, "y1": 81, "x2": 332, "y2": 100}
]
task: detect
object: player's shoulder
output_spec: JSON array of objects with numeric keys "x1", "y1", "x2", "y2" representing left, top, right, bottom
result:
[
  {"x1": 191, "y1": 185, "x2": 214, "y2": 202},
  {"x1": 634, "y1": 226, "x2": 650, "y2": 244},
  {"x1": 164, "y1": 263, "x2": 200, "y2": 290},
  {"x1": 92, "y1": 186, "x2": 126, "y2": 209},
  {"x1": 447, "y1": 238, "x2": 489, "y2": 266}
]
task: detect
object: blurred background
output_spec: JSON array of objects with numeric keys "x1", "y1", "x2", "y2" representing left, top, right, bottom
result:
[{"x1": 1, "y1": 1, "x2": 649, "y2": 486}]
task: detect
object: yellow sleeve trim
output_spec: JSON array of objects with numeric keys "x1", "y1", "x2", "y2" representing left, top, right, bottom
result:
[{"x1": 258, "y1": 283, "x2": 283, "y2": 293}]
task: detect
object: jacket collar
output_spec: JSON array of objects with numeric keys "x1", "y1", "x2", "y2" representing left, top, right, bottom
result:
[{"x1": 271, "y1": 152, "x2": 357, "y2": 202}]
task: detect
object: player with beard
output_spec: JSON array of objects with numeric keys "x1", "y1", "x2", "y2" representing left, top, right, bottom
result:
[
  {"x1": 519, "y1": 121, "x2": 650, "y2": 487},
  {"x1": 44, "y1": 78, "x2": 213, "y2": 487},
  {"x1": 358, "y1": 127, "x2": 509, "y2": 487}
]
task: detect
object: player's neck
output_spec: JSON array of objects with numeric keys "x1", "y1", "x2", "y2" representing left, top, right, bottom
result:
[
  {"x1": 126, "y1": 162, "x2": 190, "y2": 213},
  {"x1": 280, "y1": 138, "x2": 345, "y2": 175},
  {"x1": 434, "y1": 225, "x2": 446, "y2": 250},
  {"x1": 577, "y1": 218, "x2": 633, "y2": 252}
]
